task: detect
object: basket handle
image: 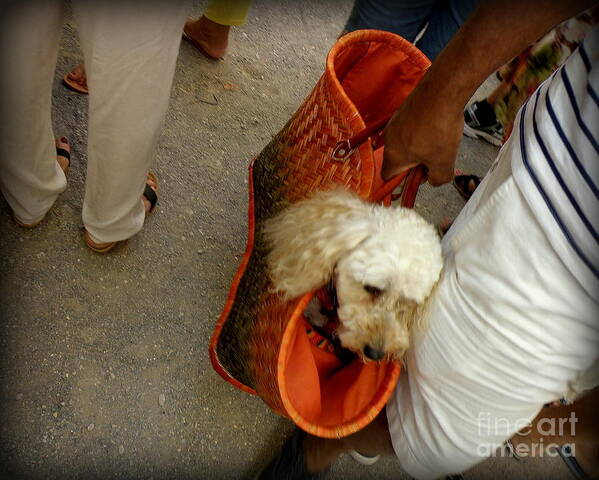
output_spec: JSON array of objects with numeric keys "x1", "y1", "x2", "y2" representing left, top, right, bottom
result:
[
  {"x1": 372, "y1": 164, "x2": 426, "y2": 207},
  {"x1": 331, "y1": 116, "x2": 388, "y2": 161},
  {"x1": 331, "y1": 118, "x2": 426, "y2": 208}
]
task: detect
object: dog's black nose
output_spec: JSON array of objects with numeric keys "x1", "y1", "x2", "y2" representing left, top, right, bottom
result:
[{"x1": 363, "y1": 345, "x2": 384, "y2": 361}]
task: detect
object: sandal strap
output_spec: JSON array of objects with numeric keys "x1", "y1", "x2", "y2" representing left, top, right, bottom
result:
[
  {"x1": 143, "y1": 184, "x2": 158, "y2": 212},
  {"x1": 453, "y1": 174, "x2": 482, "y2": 200},
  {"x1": 56, "y1": 147, "x2": 71, "y2": 161},
  {"x1": 454, "y1": 174, "x2": 481, "y2": 186}
]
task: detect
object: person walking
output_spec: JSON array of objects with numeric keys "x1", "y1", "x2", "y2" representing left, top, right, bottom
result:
[{"x1": 0, "y1": 0, "x2": 190, "y2": 252}]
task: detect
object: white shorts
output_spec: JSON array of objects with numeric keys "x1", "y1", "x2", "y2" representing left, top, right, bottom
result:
[{"x1": 386, "y1": 137, "x2": 599, "y2": 478}]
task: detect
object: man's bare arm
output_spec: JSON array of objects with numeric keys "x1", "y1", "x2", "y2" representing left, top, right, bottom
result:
[{"x1": 382, "y1": 0, "x2": 597, "y2": 185}]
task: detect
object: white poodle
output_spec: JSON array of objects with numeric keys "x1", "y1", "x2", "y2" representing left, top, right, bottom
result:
[{"x1": 264, "y1": 188, "x2": 443, "y2": 361}]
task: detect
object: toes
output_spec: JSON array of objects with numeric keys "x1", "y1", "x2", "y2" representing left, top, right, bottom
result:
[
  {"x1": 68, "y1": 64, "x2": 84, "y2": 79},
  {"x1": 146, "y1": 172, "x2": 158, "y2": 192},
  {"x1": 56, "y1": 136, "x2": 69, "y2": 149},
  {"x1": 67, "y1": 70, "x2": 81, "y2": 82},
  {"x1": 66, "y1": 65, "x2": 87, "y2": 89},
  {"x1": 56, "y1": 137, "x2": 70, "y2": 154}
]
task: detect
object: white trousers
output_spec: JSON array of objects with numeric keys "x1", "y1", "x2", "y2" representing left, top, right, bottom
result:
[
  {"x1": 386, "y1": 134, "x2": 599, "y2": 478},
  {"x1": 0, "y1": 0, "x2": 189, "y2": 242}
]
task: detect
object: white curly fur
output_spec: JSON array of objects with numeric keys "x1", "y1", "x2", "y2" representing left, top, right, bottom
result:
[{"x1": 264, "y1": 188, "x2": 443, "y2": 360}]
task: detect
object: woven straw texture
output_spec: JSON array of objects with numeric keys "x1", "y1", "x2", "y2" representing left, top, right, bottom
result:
[
  {"x1": 209, "y1": 30, "x2": 431, "y2": 435},
  {"x1": 213, "y1": 40, "x2": 377, "y2": 390}
]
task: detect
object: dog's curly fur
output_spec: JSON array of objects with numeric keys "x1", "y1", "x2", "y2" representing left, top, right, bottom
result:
[{"x1": 264, "y1": 188, "x2": 443, "y2": 360}]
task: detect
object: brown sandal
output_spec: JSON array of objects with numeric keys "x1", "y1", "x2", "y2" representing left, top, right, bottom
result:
[
  {"x1": 14, "y1": 137, "x2": 71, "y2": 228},
  {"x1": 84, "y1": 172, "x2": 158, "y2": 253}
]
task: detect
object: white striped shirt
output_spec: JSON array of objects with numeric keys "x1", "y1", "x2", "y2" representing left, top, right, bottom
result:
[
  {"x1": 388, "y1": 26, "x2": 599, "y2": 480},
  {"x1": 512, "y1": 26, "x2": 599, "y2": 300}
]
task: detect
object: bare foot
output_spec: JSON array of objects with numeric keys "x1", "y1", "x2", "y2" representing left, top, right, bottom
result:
[
  {"x1": 64, "y1": 63, "x2": 88, "y2": 94},
  {"x1": 183, "y1": 15, "x2": 230, "y2": 59},
  {"x1": 56, "y1": 137, "x2": 70, "y2": 173}
]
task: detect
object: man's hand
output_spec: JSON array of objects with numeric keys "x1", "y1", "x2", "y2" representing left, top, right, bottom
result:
[
  {"x1": 380, "y1": 0, "x2": 595, "y2": 187},
  {"x1": 382, "y1": 81, "x2": 465, "y2": 186}
]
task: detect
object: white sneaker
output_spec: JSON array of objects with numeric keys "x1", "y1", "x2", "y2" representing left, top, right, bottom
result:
[{"x1": 463, "y1": 101, "x2": 504, "y2": 147}]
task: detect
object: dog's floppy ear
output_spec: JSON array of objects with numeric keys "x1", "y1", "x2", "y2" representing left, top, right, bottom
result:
[{"x1": 264, "y1": 188, "x2": 374, "y2": 299}]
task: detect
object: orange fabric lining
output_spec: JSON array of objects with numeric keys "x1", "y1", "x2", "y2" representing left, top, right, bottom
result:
[
  {"x1": 279, "y1": 288, "x2": 400, "y2": 435},
  {"x1": 275, "y1": 34, "x2": 428, "y2": 437},
  {"x1": 283, "y1": 316, "x2": 326, "y2": 422},
  {"x1": 337, "y1": 42, "x2": 427, "y2": 129},
  {"x1": 210, "y1": 30, "x2": 430, "y2": 439}
]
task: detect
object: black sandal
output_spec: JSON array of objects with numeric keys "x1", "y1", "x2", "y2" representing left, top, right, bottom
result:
[
  {"x1": 143, "y1": 181, "x2": 158, "y2": 213},
  {"x1": 453, "y1": 174, "x2": 481, "y2": 201},
  {"x1": 14, "y1": 138, "x2": 71, "y2": 228}
]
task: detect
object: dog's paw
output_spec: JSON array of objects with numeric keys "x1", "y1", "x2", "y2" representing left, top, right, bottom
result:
[{"x1": 304, "y1": 297, "x2": 329, "y2": 328}]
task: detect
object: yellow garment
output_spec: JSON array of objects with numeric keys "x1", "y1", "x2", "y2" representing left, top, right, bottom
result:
[{"x1": 204, "y1": 0, "x2": 251, "y2": 26}]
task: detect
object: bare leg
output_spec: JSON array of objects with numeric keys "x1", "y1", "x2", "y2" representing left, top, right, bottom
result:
[{"x1": 183, "y1": 16, "x2": 230, "y2": 59}]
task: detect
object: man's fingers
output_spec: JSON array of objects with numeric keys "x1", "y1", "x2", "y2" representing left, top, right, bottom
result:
[
  {"x1": 382, "y1": 144, "x2": 454, "y2": 186},
  {"x1": 383, "y1": 160, "x2": 452, "y2": 186},
  {"x1": 381, "y1": 158, "x2": 417, "y2": 182},
  {"x1": 381, "y1": 94, "x2": 463, "y2": 186}
]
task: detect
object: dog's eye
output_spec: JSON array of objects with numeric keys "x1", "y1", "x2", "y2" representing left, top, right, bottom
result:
[{"x1": 363, "y1": 285, "x2": 383, "y2": 298}]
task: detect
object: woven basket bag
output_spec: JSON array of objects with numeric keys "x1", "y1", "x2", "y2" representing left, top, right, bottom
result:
[{"x1": 210, "y1": 30, "x2": 431, "y2": 438}]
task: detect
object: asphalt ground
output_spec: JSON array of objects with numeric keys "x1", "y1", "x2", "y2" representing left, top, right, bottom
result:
[{"x1": 0, "y1": 1, "x2": 574, "y2": 479}]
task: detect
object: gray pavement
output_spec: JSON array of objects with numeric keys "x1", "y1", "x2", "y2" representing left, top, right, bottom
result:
[{"x1": 0, "y1": 1, "x2": 573, "y2": 479}]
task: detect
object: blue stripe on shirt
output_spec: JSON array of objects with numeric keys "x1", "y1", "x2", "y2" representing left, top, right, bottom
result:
[
  {"x1": 561, "y1": 67, "x2": 599, "y2": 154},
  {"x1": 545, "y1": 91, "x2": 599, "y2": 200},
  {"x1": 575, "y1": 46, "x2": 598, "y2": 107},
  {"x1": 579, "y1": 44, "x2": 591, "y2": 73},
  {"x1": 519, "y1": 101, "x2": 599, "y2": 279},
  {"x1": 588, "y1": 83, "x2": 599, "y2": 108},
  {"x1": 532, "y1": 88, "x2": 598, "y2": 243}
]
